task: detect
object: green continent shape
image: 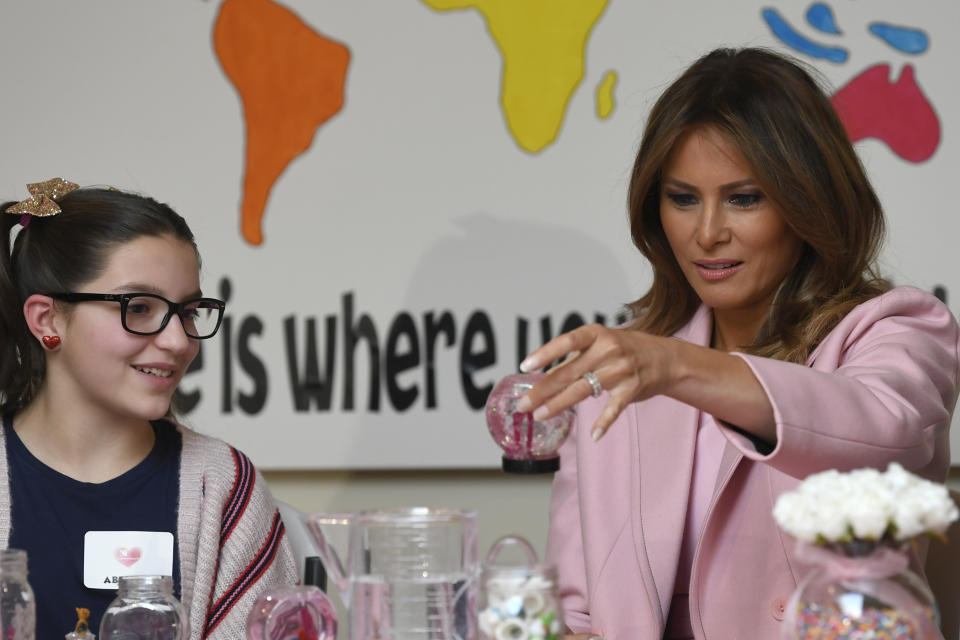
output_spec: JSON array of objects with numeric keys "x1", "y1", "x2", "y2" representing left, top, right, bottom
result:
[{"x1": 424, "y1": 0, "x2": 608, "y2": 153}]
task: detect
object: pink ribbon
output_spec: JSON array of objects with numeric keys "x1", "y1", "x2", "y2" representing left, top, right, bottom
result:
[{"x1": 781, "y1": 542, "x2": 941, "y2": 639}]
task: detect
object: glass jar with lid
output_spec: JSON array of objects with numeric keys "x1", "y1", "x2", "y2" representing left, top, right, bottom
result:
[{"x1": 478, "y1": 536, "x2": 563, "y2": 640}]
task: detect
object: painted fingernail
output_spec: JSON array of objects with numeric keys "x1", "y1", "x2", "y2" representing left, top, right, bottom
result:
[
  {"x1": 516, "y1": 396, "x2": 532, "y2": 412},
  {"x1": 591, "y1": 427, "x2": 604, "y2": 442},
  {"x1": 533, "y1": 406, "x2": 549, "y2": 421},
  {"x1": 519, "y1": 356, "x2": 538, "y2": 373}
]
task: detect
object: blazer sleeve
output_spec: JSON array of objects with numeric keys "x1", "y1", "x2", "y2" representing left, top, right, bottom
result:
[
  {"x1": 546, "y1": 410, "x2": 593, "y2": 634},
  {"x1": 723, "y1": 287, "x2": 960, "y2": 479}
]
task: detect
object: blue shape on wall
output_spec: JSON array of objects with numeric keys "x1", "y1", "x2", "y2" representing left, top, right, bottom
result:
[
  {"x1": 806, "y1": 3, "x2": 841, "y2": 35},
  {"x1": 762, "y1": 8, "x2": 848, "y2": 63},
  {"x1": 869, "y1": 23, "x2": 929, "y2": 54}
]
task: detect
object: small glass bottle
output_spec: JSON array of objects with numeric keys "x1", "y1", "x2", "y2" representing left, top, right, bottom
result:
[
  {"x1": 65, "y1": 607, "x2": 95, "y2": 640},
  {"x1": 99, "y1": 575, "x2": 187, "y2": 640},
  {"x1": 0, "y1": 548, "x2": 35, "y2": 640}
]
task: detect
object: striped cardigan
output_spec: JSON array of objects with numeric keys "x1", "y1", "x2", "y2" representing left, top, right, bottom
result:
[{"x1": 0, "y1": 421, "x2": 299, "y2": 639}]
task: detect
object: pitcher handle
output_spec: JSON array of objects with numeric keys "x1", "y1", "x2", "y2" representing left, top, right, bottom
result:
[{"x1": 303, "y1": 513, "x2": 352, "y2": 601}]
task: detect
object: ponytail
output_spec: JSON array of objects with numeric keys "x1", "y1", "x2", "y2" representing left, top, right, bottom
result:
[{"x1": 0, "y1": 208, "x2": 42, "y2": 413}]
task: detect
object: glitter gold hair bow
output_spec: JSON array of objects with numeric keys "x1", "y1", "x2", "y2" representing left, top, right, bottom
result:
[{"x1": 5, "y1": 177, "x2": 79, "y2": 225}]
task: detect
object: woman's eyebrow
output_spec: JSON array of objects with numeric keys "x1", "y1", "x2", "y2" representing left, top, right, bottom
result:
[{"x1": 663, "y1": 177, "x2": 758, "y2": 191}]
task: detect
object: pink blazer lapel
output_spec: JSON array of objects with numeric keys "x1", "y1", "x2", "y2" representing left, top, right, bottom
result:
[{"x1": 629, "y1": 305, "x2": 713, "y2": 624}]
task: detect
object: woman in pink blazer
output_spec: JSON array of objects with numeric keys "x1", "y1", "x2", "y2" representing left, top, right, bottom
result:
[{"x1": 518, "y1": 48, "x2": 960, "y2": 639}]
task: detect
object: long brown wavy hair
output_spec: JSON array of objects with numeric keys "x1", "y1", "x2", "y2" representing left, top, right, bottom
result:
[{"x1": 627, "y1": 47, "x2": 889, "y2": 363}]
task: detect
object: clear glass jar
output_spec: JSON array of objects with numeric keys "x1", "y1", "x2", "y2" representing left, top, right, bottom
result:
[
  {"x1": 786, "y1": 542, "x2": 940, "y2": 639},
  {"x1": 99, "y1": 575, "x2": 187, "y2": 640},
  {"x1": 478, "y1": 536, "x2": 563, "y2": 640},
  {"x1": 0, "y1": 548, "x2": 35, "y2": 640}
]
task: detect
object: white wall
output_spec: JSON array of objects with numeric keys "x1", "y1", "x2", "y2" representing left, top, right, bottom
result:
[{"x1": 3, "y1": 0, "x2": 958, "y2": 470}]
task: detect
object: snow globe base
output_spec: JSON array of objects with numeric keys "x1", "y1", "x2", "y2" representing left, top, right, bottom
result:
[{"x1": 502, "y1": 456, "x2": 560, "y2": 474}]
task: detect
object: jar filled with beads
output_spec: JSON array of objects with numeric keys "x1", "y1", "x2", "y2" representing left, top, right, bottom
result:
[
  {"x1": 478, "y1": 535, "x2": 563, "y2": 640},
  {"x1": 786, "y1": 541, "x2": 940, "y2": 640}
]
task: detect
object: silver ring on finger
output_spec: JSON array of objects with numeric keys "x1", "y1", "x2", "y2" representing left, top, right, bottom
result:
[{"x1": 582, "y1": 370, "x2": 603, "y2": 398}]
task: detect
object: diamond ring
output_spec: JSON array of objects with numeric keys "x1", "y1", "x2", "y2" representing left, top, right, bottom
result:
[{"x1": 582, "y1": 371, "x2": 602, "y2": 397}]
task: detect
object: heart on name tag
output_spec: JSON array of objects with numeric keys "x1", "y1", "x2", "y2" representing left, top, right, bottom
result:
[{"x1": 114, "y1": 547, "x2": 142, "y2": 567}]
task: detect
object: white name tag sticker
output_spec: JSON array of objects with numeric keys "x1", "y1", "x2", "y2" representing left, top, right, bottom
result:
[{"x1": 83, "y1": 531, "x2": 174, "y2": 589}]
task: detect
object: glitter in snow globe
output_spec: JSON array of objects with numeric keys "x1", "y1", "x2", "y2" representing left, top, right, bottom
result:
[{"x1": 485, "y1": 372, "x2": 574, "y2": 473}]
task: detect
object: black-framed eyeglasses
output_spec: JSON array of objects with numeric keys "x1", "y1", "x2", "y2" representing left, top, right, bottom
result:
[{"x1": 48, "y1": 292, "x2": 226, "y2": 339}]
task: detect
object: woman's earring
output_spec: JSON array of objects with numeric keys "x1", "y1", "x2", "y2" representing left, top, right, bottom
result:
[{"x1": 41, "y1": 335, "x2": 61, "y2": 350}]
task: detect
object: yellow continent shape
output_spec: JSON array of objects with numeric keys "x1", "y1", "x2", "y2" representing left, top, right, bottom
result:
[
  {"x1": 425, "y1": 0, "x2": 608, "y2": 153},
  {"x1": 596, "y1": 70, "x2": 617, "y2": 119}
]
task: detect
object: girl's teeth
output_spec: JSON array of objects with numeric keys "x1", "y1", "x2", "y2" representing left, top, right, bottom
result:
[{"x1": 136, "y1": 366, "x2": 172, "y2": 378}]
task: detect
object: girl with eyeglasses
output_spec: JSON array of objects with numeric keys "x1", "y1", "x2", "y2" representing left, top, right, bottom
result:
[{"x1": 0, "y1": 181, "x2": 297, "y2": 638}]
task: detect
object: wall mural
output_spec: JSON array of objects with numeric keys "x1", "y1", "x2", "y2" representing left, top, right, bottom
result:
[
  {"x1": 214, "y1": 1, "x2": 943, "y2": 248},
  {"x1": 762, "y1": 4, "x2": 939, "y2": 163},
  {"x1": 1, "y1": 2, "x2": 954, "y2": 468},
  {"x1": 214, "y1": 0, "x2": 350, "y2": 246}
]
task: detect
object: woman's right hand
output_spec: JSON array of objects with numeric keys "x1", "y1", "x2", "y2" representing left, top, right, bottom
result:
[
  {"x1": 516, "y1": 322, "x2": 777, "y2": 443},
  {"x1": 516, "y1": 323, "x2": 680, "y2": 441}
]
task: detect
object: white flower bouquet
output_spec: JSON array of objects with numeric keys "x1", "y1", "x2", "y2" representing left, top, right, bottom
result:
[{"x1": 773, "y1": 462, "x2": 958, "y2": 546}]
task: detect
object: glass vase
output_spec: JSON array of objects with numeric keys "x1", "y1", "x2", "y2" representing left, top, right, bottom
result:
[{"x1": 785, "y1": 542, "x2": 940, "y2": 640}]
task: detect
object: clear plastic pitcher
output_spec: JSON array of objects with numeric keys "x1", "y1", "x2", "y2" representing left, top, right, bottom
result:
[{"x1": 305, "y1": 507, "x2": 478, "y2": 639}]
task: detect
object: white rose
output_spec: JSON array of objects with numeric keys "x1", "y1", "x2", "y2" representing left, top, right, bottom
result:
[
  {"x1": 479, "y1": 608, "x2": 502, "y2": 636},
  {"x1": 494, "y1": 617, "x2": 527, "y2": 640},
  {"x1": 528, "y1": 618, "x2": 547, "y2": 639},
  {"x1": 774, "y1": 492, "x2": 817, "y2": 542},
  {"x1": 847, "y1": 490, "x2": 891, "y2": 539}
]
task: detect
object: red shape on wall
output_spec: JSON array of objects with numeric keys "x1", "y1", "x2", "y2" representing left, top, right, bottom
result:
[{"x1": 831, "y1": 64, "x2": 940, "y2": 163}]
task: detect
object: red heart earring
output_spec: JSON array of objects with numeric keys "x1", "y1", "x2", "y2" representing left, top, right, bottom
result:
[{"x1": 41, "y1": 335, "x2": 61, "y2": 350}]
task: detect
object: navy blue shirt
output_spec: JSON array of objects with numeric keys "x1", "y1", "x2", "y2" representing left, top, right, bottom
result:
[{"x1": 4, "y1": 414, "x2": 181, "y2": 639}]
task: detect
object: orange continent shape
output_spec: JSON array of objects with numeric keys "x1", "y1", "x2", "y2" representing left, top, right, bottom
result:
[{"x1": 214, "y1": 0, "x2": 350, "y2": 245}]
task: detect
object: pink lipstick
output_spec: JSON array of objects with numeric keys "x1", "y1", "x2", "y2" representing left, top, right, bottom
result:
[{"x1": 694, "y1": 259, "x2": 743, "y2": 281}]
